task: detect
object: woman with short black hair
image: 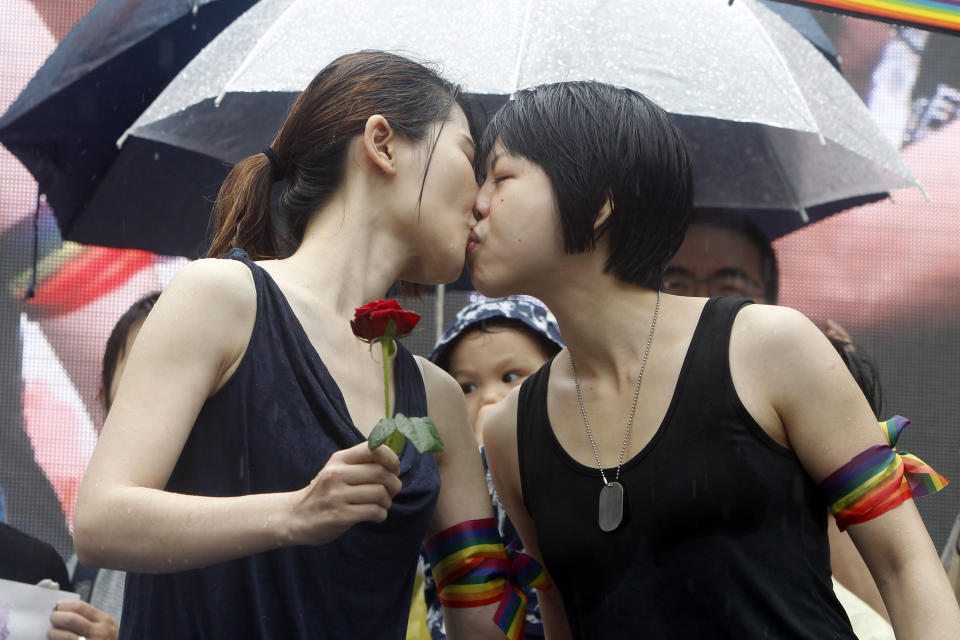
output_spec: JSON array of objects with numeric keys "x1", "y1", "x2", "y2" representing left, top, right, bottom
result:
[{"x1": 473, "y1": 81, "x2": 959, "y2": 639}]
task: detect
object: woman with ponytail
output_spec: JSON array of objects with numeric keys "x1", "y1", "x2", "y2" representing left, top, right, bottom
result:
[{"x1": 74, "y1": 51, "x2": 510, "y2": 639}]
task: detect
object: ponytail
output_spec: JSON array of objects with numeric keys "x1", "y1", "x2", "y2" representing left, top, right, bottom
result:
[
  {"x1": 207, "y1": 152, "x2": 279, "y2": 259},
  {"x1": 207, "y1": 51, "x2": 468, "y2": 262}
]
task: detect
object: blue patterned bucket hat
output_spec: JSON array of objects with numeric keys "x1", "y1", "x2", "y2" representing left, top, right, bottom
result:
[{"x1": 430, "y1": 295, "x2": 564, "y2": 364}]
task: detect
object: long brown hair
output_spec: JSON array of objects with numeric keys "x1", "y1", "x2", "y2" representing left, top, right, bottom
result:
[{"x1": 207, "y1": 50, "x2": 471, "y2": 260}]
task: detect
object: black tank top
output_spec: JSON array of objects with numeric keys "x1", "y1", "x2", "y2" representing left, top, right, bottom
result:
[
  {"x1": 119, "y1": 249, "x2": 440, "y2": 639},
  {"x1": 517, "y1": 297, "x2": 855, "y2": 639}
]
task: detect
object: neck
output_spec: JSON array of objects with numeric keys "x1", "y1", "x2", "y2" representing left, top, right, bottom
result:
[
  {"x1": 536, "y1": 262, "x2": 663, "y2": 381},
  {"x1": 280, "y1": 181, "x2": 413, "y2": 318}
]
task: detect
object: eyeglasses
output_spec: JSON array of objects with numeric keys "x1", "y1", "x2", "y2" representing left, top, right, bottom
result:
[{"x1": 662, "y1": 268, "x2": 766, "y2": 299}]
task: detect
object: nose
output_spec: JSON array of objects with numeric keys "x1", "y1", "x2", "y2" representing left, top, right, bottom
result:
[
  {"x1": 473, "y1": 182, "x2": 492, "y2": 221},
  {"x1": 478, "y1": 381, "x2": 505, "y2": 408}
]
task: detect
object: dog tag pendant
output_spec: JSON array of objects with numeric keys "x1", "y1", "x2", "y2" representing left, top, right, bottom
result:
[{"x1": 598, "y1": 481, "x2": 624, "y2": 532}]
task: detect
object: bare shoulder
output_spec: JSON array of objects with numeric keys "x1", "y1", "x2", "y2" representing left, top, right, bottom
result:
[
  {"x1": 731, "y1": 303, "x2": 829, "y2": 364},
  {"x1": 483, "y1": 385, "x2": 521, "y2": 451},
  {"x1": 140, "y1": 258, "x2": 258, "y2": 382},
  {"x1": 162, "y1": 258, "x2": 255, "y2": 316},
  {"x1": 416, "y1": 357, "x2": 463, "y2": 413}
]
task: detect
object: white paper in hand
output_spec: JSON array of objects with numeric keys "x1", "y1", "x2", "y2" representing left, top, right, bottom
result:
[{"x1": 0, "y1": 578, "x2": 79, "y2": 640}]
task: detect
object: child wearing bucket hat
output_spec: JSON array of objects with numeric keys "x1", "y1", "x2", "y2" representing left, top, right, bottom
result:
[{"x1": 414, "y1": 296, "x2": 563, "y2": 640}]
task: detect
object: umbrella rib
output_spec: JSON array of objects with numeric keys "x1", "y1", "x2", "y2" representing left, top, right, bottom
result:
[
  {"x1": 511, "y1": 0, "x2": 535, "y2": 92},
  {"x1": 214, "y1": 3, "x2": 289, "y2": 107},
  {"x1": 741, "y1": 0, "x2": 824, "y2": 144},
  {"x1": 761, "y1": 130, "x2": 809, "y2": 224}
]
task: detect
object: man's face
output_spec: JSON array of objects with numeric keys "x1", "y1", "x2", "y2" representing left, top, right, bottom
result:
[{"x1": 664, "y1": 223, "x2": 770, "y2": 303}]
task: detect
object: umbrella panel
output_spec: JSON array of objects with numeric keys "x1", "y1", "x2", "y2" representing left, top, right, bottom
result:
[{"x1": 0, "y1": 0, "x2": 258, "y2": 241}]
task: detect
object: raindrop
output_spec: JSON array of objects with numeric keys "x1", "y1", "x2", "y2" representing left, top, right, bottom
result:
[{"x1": 153, "y1": 152, "x2": 160, "y2": 162}]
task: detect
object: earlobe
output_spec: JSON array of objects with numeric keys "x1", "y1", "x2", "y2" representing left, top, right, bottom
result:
[{"x1": 362, "y1": 114, "x2": 397, "y2": 175}]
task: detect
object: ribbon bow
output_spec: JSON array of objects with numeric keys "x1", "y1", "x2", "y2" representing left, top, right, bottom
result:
[
  {"x1": 879, "y1": 416, "x2": 949, "y2": 498},
  {"x1": 426, "y1": 519, "x2": 551, "y2": 640},
  {"x1": 494, "y1": 543, "x2": 552, "y2": 640}
]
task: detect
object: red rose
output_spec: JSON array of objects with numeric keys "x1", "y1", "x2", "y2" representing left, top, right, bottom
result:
[{"x1": 351, "y1": 299, "x2": 421, "y2": 340}]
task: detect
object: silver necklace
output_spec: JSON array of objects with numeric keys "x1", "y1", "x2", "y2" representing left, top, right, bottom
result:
[{"x1": 570, "y1": 289, "x2": 661, "y2": 533}]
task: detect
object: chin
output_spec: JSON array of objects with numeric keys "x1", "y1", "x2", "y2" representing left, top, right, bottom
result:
[{"x1": 469, "y1": 267, "x2": 515, "y2": 299}]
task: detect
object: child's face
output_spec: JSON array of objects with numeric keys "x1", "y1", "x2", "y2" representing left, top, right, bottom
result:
[{"x1": 447, "y1": 326, "x2": 550, "y2": 445}]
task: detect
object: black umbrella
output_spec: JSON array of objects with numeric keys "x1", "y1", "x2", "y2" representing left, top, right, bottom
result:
[{"x1": 0, "y1": 0, "x2": 259, "y2": 244}]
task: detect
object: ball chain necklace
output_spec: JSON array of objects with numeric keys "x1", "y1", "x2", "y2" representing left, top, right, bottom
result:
[{"x1": 569, "y1": 289, "x2": 661, "y2": 533}]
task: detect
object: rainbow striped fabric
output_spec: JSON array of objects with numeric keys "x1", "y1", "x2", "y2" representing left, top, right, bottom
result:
[
  {"x1": 793, "y1": 1, "x2": 960, "y2": 34},
  {"x1": 425, "y1": 518, "x2": 552, "y2": 640},
  {"x1": 823, "y1": 416, "x2": 949, "y2": 530}
]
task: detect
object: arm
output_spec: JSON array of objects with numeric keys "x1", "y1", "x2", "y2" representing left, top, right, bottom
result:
[
  {"x1": 75, "y1": 260, "x2": 402, "y2": 572},
  {"x1": 417, "y1": 358, "x2": 509, "y2": 640},
  {"x1": 827, "y1": 513, "x2": 890, "y2": 622},
  {"x1": 483, "y1": 387, "x2": 573, "y2": 640},
  {"x1": 730, "y1": 305, "x2": 960, "y2": 639}
]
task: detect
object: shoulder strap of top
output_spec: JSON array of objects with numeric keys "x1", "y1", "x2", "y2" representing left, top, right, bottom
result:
[
  {"x1": 394, "y1": 343, "x2": 428, "y2": 418},
  {"x1": 517, "y1": 356, "x2": 555, "y2": 514},
  {"x1": 676, "y1": 296, "x2": 753, "y2": 401},
  {"x1": 220, "y1": 247, "x2": 269, "y2": 303}
]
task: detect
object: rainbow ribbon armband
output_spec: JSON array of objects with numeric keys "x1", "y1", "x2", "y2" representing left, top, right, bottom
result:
[
  {"x1": 425, "y1": 518, "x2": 552, "y2": 640},
  {"x1": 822, "y1": 416, "x2": 949, "y2": 531}
]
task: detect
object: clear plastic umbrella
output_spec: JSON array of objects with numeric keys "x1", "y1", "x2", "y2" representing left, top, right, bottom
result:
[{"x1": 82, "y1": 0, "x2": 920, "y2": 256}]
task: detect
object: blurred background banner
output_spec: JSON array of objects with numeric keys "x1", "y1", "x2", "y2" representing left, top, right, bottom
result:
[
  {"x1": 0, "y1": 0, "x2": 958, "y2": 561},
  {"x1": 784, "y1": 0, "x2": 960, "y2": 34}
]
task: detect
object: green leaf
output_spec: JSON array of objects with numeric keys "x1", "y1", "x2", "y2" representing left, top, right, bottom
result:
[
  {"x1": 368, "y1": 417, "x2": 398, "y2": 450},
  {"x1": 394, "y1": 413, "x2": 445, "y2": 453},
  {"x1": 385, "y1": 430, "x2": 407, "y2": 454}
]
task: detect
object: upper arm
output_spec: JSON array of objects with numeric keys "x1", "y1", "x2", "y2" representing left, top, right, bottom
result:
[
  {"x1": 79, "y1": 259, "x2": 255, "y2": 500},
  {"x1": 731, "y1": 305, "x2": 941, "y2": 580},
  {"x1": 418, "y1": 357, "x2": 494, "y2": 536},
  {"x1": 731, "y1": 304, "x2": 885, "y2": 482},
  {"x1": 484, "y1": 388, "x2": 572, "y2": 638},
  {"x1": 418, "y1": 358, "x2": 509, "y2": 639}
]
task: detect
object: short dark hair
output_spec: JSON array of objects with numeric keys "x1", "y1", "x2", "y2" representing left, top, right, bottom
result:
[
  {"x1": 478, "y1": 81, "x2": 694, "y2": 288},
  {"x1": 432, "y1": 318, "x2": 561, "y2": 374},
  {"x1": 102, "y1": 292, "x2": 160, "y2": 410},
  {"x1": 688, "y1": 208, "x2": 780, "y2": 304}
]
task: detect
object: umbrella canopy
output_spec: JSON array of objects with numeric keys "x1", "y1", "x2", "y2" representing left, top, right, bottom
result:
[
  {"x1": 82, "y1": 0, "x2": 918, "y2": 257},
  {"x1": 0, "y1": 0, "x2": 259, "y2": 242}
]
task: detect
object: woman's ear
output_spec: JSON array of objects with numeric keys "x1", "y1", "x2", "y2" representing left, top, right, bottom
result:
[
  {"x1": 594, "y1": 196, "x2": 613, "y2": 234},
  {"x1": 362, "y1": 114, "x2": 397, "y2": 175}
]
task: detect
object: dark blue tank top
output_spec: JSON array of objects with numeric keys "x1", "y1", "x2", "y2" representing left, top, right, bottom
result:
[
  {"x1": 119, "y1": 249, "x2": 441, "y2": 639},
  {"x1": 517, "y1": 297, "x2": 856, "y2": 639}
]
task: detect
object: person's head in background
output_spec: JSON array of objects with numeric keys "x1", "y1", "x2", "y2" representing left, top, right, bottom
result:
[
  {"x1": 98, "y1": 292, "x2": 161, "y2": 422},
  {"x1": 664, "y1": 208, "x2": 778, "y2": 304},
  {"x1": 430, "y1": 297, "x2": 564, "y2": 445},
  {"x1": 665, "y1": 208, "x2": 883, "y2": 417}
]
